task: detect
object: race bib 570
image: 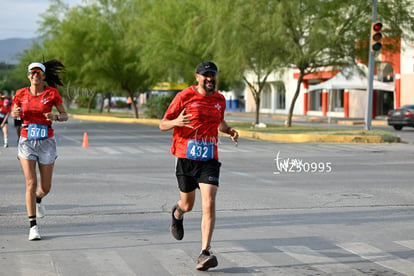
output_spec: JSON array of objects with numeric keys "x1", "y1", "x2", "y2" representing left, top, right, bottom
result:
[
  {"x1": 186, "y1": 140, "x2": 214, "y2": 161},
  {"x1": 27, "y1": 123, "x2": 48, "y2": 140}
]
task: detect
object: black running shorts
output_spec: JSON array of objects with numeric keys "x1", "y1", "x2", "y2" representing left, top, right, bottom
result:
[
  {"x1": 175, "y1": 158, "x2": 221, "y2": 193},
  {"x1": 0, "y1": 116, "x2": 8, "y2": 125},
  {"x1": 14, "y1": 118, "x2": 22, "y2": 127}
]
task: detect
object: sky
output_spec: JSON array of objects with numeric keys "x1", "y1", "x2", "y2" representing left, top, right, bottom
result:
[{"x1": 0, "y1": 0, "x2": 83, "y2": 40}]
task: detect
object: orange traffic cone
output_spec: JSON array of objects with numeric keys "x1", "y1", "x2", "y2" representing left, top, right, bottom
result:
[{"x1": 82, "y1": 132, "x2": 89, "y2": 148}]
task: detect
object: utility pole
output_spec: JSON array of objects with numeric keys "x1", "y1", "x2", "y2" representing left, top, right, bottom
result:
[{"x1": 365, "y1": 0, "x2": 378, "y2": 130}]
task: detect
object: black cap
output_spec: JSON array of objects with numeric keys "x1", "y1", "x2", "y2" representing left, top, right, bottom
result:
[{"x1": 196, "y1": 61, "x2": 218, "y2": 74}]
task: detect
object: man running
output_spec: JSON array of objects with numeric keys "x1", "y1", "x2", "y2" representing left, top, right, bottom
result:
[{"x1": 159, "y1": 61, "x2": 239, "y2": 271}]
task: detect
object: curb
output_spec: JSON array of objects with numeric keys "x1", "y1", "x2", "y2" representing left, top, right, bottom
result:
[
  {"x1": 71, "y1": 114, "x2": 400, "y2": 144},
  {"x1": 72, "y1": 114, "x2": 160, "y2": 126},
  {"x1": 237, "y1": 130, "x2": 400, "y2": 143}
]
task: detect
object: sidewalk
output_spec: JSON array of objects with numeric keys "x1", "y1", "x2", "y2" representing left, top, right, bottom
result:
[{"x1": 71, "y1": 113, "x2": 398, "y2": 143}]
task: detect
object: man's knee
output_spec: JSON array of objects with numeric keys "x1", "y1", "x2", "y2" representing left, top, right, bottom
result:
[
  {"x1": 178, "y1": 201, "x2": 194, "y2": 212},
  {"x1": 201, "y1": 195, "x2": 216, "y2": 212}
]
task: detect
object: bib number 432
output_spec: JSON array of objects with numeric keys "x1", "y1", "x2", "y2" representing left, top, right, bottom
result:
[{"x1": 186, "y1": 140, "x2": 214, "y2": 161}]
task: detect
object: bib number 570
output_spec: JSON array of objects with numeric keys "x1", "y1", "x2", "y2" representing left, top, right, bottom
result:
[{"x1": 27, "y1": 124, "x2": 48, "y2": 140}]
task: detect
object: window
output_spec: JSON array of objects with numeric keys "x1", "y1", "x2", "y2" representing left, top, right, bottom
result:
[
  {"x1": 330, "y1": 89, "x2": 344, "y2": 112},
  {"x1": 261, "y1": 84, "x2": 271, "y2": 109},
  {"x1": 309, "y1": 90, "x2": 322, "y2": 111},
  {"x1": 276, "y1": 83, "x2": 286, "y2": 109}
]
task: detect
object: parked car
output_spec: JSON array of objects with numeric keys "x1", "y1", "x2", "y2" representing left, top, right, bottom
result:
[{"x1": 387, "y1": 104, "x2": 414, "y2": 130}]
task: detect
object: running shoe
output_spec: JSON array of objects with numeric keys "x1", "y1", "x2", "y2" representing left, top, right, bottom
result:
[
  {"x1": 28, "y1": 225, "x2": 41, "y2": 241},
  {"x1": 36, "y1": 203, "x2": 46, "y2": 218},
  {"x1": 170, "y1": 205, "x2": 184, "y2": 240},
  {"x1": 3, "y1": 143, "x2": 8, "y2": 148},
  {"x1": 196, "y1": 248, "x2": 218, "y2": 271}
]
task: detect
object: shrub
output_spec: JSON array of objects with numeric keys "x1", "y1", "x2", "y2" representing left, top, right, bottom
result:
[
  {"x1": 75, "y1": 96, "x2": 96, "y2": 109},
  {"x1": 145, "y1": 94, "x2": 176, "y2": 119},
  {"x1": 115, "y1": 100, "x2": 128, "y2": 108}
]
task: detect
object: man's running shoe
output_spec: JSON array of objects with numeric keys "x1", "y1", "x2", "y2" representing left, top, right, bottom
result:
[
  {"x1": 170, "y1": 205, "x2": 184, "y2": 240},
  {"x1": 196, "y1": 248, "x2": 218, "y2": 271},
  {"x1": 28, "y1": 225, "x2": 41, "y2": 241},
  {"x1": 36, "y1": 203, "x2": 46, "y2": 218}
]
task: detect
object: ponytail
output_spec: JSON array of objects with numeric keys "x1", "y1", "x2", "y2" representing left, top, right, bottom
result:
[{"x1": 43, "y1": 59, "x2": 65, "y2": 88}]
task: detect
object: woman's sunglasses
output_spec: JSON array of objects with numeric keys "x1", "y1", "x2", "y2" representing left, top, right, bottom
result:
[{"x1": 28, "y1": 69, "x2": 44, "y2": 77}]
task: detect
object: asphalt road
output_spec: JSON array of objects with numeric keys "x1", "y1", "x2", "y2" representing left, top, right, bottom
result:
[{"x1": 1, "y1": 119, "x2": 414, "y2": 275}]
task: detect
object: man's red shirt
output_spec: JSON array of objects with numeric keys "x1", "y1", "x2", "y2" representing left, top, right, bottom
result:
[{"x1": 163, "y1": 85, "x2": 226, "y2": 161}]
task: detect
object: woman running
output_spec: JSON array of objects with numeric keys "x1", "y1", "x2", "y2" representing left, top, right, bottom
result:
[{"x1": 11, "y1": 60, "x2": 68, "y2": 240}]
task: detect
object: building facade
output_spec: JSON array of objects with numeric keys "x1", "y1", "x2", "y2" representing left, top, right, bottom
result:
[{"x1": 243, "y1": 36, "x2": 414, "y2": 119}]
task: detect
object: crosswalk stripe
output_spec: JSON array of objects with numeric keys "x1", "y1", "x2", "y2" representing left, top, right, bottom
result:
[
  {"x1": 226, "y1": 170, "x2": 275, "y2": 184},
  {"x1": 18, "y1": 253, "x2": 60, "y2": 276},
  {"x1": 275, "y1": 245, "x2": 365, "y2": 275},
  {"x1": 233, "y1": 147, "x2": 251, "y2": 152},
  {"x1": 148, "y1": 248, "x2": 196, "y2": 276},
  {"x1": 217, "y1": 246, "x2": 286, "y2": 276},
  {"x1": 111, "y1": 146, "x2": 145, "y2": 154},
  {"x1": 86, "y1": 250, "x2": 136, "y2": 276},
  {"x1": 123, "y1": 147, "x2": 144, "y2": 154},
  {"x1": 59, "y1": 145, "x2": 172, "y2": 155},
  {"x1": 218, "y1": 144, "x2": 260, "y2": 153},
  {"x1": 96, "y1": 147, "x2": 120, "y2": 154},
  {"x1": 395, "y1": 240, "x2": 414, "y2": 250},
  {"x1": 337, "y1": 242, "x2": 414, "y2": 276},
  {"x1": 94, "y1": 146, "x2": 164, "y2": 154},
  {"x1": 219, "y1": 145, "x2": 250, "y2": 152},
  {"x1": 143, "y1": 146, "x2": 164, "y2": 153},
  {"x1": 217, "y1": 147, "x2": 234, "y2": 152}
]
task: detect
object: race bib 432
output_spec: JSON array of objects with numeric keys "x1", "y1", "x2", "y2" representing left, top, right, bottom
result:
[{"x1": 186, "y1": 140, "x2": 214, "y2": 161}]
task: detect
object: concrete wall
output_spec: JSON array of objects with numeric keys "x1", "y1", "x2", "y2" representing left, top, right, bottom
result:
[
  {"x1": 349, "y1": 90, "x2": 366, "y2": 118},
  {"x1": 401, "y1": 73, "x2": 414, "y2": 105}
]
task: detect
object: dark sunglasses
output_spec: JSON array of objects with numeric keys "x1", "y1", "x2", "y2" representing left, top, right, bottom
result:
[{"x1": 28, "y1": 69, "x2": 44, "y2": 77}]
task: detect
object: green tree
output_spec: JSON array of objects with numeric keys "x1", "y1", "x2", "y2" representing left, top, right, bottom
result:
[
  {"x1": 210, "y1": 1, "x2": 286, "y2": 125},
  {"x1": 138, "y1": 0, "x2": 211, "y2": 84},
  {"x1": 137, "y1": 0, "x2": 239, "y2": 100},
  {"x1": 37, "y1": 0, "x2": 151, "y2": 117}
]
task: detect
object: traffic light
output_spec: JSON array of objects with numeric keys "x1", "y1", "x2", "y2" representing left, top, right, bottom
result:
[{"x1": 371, "y1": 22, "x2": 383, "y2": 52}]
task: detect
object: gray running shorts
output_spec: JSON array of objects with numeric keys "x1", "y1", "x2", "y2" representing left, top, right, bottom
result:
[{"x1": 18, "y1": 136, "x2": 57, "y2": 165}]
